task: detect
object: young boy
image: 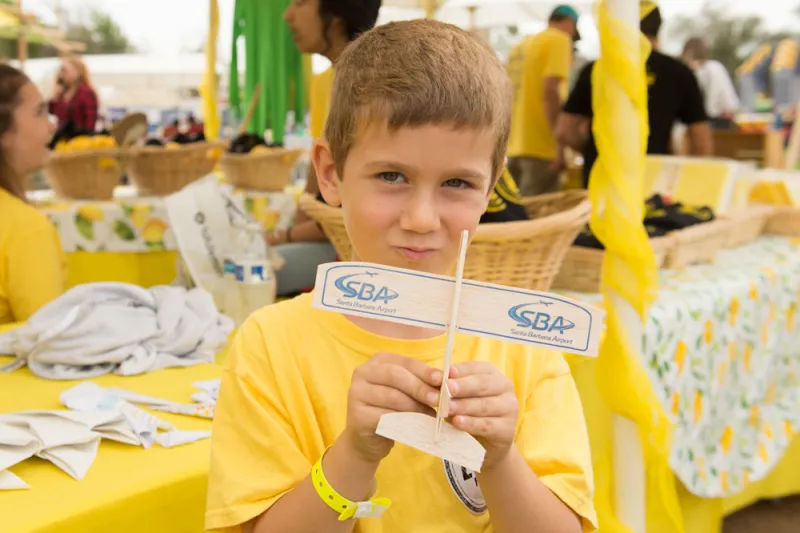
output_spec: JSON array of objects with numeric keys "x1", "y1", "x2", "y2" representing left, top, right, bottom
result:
[{"x1": 206, "y1": 20, "x2": 597, "y2": 533}]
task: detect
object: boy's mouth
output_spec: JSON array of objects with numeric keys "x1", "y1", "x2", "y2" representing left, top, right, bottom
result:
[{"x1": 395, "y1": 246, "x2": 437, "y2": 261}]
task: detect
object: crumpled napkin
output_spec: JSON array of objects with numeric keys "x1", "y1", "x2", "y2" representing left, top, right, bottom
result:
[{"x1": 0, "y1": 412, "x2": 101, "y2": 489}]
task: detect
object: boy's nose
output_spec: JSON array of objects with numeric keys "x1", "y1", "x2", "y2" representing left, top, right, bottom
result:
[{"x1": 399, "y1": 192, "x2": 441, "y2": 234}]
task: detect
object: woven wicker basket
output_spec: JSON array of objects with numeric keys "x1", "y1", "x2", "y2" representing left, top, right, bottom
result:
[
  {"x1": 126, "y1": 142, "x2": 224, "y2": 196},
  {"x1": 765, "y1": 207, "x2": 800, "y2": 236},
  {"x1": 664, "y1": 219, "x2": 731, "y2": 269},
  {"x1": 466, "y1": 191, "x2": 591, "y2": 290},
  {"x1": 552, "y1": 236, "x2": 673, "y2": 293},
  {"x1": 44, "y1": 149, "x2": 125, "y2": 200},
  {"x1": 221, "y1": 148, "x2": 303, "y2": 192},
  {"x1": 721, "y1": 205, "x2": 775, "y2": 248},
  {"x1": 298, "y1": 194, "x2": 353, "y2": 261},
  {"x1": 298, "y1": 190, "x2": 591, "y2": 291}
]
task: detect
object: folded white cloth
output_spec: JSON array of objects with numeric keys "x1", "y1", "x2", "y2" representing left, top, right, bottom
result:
[
  {"x1": 0, "y1": 283, "x2": 234, "y2": 380},
  {"x1": 0, "y1": 412, "x2": 102, "y2": 487}
]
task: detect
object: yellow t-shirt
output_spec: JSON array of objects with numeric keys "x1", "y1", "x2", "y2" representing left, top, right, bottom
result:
[
  {"x1": 507, "y1": 28, "x2": 573, "y2": 160},
  {"x1": 205, "y1": 293, "x2": 598, "y2": 532},
  {"x1": 0, "y1": 188, "x2": 67, "y2": 324},
  {"x1": 310, "y1": 67, "x2": 334, "y2": 139}
]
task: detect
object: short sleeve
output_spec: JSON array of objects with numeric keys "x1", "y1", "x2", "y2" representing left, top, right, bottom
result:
[
  {"x1": 6, "y1": 214, "x2": 66, "y2": 321},
  {"x1": 677, "y1": 65, "x2": 709, "y2": 125},
  {"x1": 516, "y1": 356, "x2": 598, "y2": 532},
  {"x1": 309, "y1": 69, "x2": 333, "y2": 139},
  {"x1": 542, "y1": 32, "x2": 572, "y2": 80},
  {"x1": 563, "y1": 63, "x2": 594, "y2": 118},
  {"x1": 205, "y1": 321, "x2": 311, "y2": 532}
]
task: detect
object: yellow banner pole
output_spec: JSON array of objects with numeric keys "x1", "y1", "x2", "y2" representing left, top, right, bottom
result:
[
  {"x1": 202, "y1": 0, "x2": 220, "y2": 141},
  {"x1": 589, "y1": 0, "x2": 677, "y2": 531},
  {"x1": 423, "y1": 0, "x2": 437, "y2": 19}
]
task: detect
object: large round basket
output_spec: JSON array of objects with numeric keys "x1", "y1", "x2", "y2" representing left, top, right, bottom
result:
[
  {"x1": 298, "y1": 190, "x2": 591, "y2": 291},
  {"x1": 298, "y1": 194, "x2": 353, "y2": 261},
  {"x1": 465, "y1": 190, "x2": 591, "y2": 290},
  {"x1": 221, "y1": 148, "x2": 303, "y2": 192},
  {"x1": 126, "y1": 142, "x2": 224, "y2": 196},
  {"x1": 44, "y1": 149, "x2": 125, "y2": 200}
]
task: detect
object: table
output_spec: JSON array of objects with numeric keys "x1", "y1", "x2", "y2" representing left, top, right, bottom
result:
[
  {"x1": 567, "y1": 354, "x2": 800, "y2": 533},
  {"x1": 0, "y1": 325, "x2": 226, "y2": 533},
  {"x1": 28, "y1": 186, "x2": 299, "y2": 288},
  {"x1": 566, "y1": 236, "x2": 800, "y2": 531}
]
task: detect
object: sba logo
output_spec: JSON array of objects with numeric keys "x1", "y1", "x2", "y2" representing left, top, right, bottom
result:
[
  {"x1": 508, "y1": 302, "x2": 575, "y2": 334},
  {"x1": 334, "y1": 272, "x2": 399, "y2": 304}
]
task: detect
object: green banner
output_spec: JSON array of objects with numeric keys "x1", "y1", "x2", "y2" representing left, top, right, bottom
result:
[{"x1": 229, "y1": 0, "x2": 306, "y2": 144}]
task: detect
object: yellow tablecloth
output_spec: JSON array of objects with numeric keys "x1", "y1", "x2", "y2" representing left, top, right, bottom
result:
[
  {"x1": 0, "y1": 331, "x2": 225, "y2": 533},
  {"x1": 66, "y1": 251, "x2": 178, "y2": 288}
]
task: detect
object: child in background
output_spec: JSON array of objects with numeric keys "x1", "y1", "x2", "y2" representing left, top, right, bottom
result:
[{"x1": 206, "y1": 19, "x2": 596, "y2": 533}]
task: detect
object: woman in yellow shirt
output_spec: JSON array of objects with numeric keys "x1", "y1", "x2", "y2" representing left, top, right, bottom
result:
[{"x1": 0, "y1": 65, "x2": 67, "y2": 324}]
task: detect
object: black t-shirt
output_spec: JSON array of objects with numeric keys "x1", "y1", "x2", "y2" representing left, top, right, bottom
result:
[
  {"x1": 313, "y1": 170, "x2": 529, "y2": 224},
  {"x1": 563, "y1": 50, "x2": 708, "y2": 186}
]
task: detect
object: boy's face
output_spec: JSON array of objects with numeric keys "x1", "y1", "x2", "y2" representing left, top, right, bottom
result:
[{"x1": 314, "y1": 123, "x2": 498, "y2": 275}]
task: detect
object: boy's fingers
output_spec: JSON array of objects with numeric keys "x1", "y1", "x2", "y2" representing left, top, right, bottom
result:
[
  {"x1": 447, "y1": 374, "x2": 511, "y2": 399},
  {"x1": 374, "y1": 352, "x2": 443, "y2": 387},
  {"x1": 356, "y1": 384, "x2": 434, "y2": 414},
  {"x1": 452, "y1": 415, "x2": 513, "y2": 437},
  {"x1": 448, "y1": 396, "x2": 511, "y2": 418},
  {"x1": 450, "y1": 360, "x2": 497, "y2": 378},
  {"x1": 365, "y1": 361, "x2": 440, "y2": 407}
]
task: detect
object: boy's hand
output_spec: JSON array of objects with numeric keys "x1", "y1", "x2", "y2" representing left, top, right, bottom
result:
[
  {"x1": 342, "y1": 352, "x2": 443, "y2": 465},
  {"x1": 446, "y1": 361, "x2": 519, "y2": 471}
]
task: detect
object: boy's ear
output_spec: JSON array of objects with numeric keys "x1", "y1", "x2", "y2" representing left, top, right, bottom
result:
[{"x1": 312, "y1": 138, "x2": 343, "y2": 207}]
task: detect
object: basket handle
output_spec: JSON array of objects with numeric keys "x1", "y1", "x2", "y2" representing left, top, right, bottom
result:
[{"x1": 238, "y1": 83, "x2": 263, "y2": 136}]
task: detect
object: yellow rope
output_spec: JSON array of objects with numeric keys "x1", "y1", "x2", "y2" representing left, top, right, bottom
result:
[{"x1": 589, "y1": 2, "x2": 681, "y2": 531}]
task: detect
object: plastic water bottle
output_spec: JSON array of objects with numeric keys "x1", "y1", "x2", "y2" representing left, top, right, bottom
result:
[{"x1": 230, "y1": 222, "x2": 276, "y2": 325}]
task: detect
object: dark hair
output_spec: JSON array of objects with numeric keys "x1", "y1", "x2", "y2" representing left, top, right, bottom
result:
[
  {"x1": 549, "y1": 14, "x2": 570, "y2": 23},
  {"x1": 0, "y1": 64, "x2": 31, "y2": 200},
  {"x1": 640, "y1": 7, "x2": 662, "y2": 38},
  {"x1": 683, "y1": 37, "x2": 708, "y2": 62},
  {"x1": 319, "y1": 0, "x2": 381, "y2": 44}
]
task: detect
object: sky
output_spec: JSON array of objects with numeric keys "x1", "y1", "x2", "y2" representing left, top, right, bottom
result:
[{"x1": 34, "y1": 0, "x2": 800, "y2": 62}]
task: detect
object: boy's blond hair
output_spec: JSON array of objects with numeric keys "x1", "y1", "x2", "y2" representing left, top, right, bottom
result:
[{"x1": 324, "y1": 19, "x2": 513, "y2": 180}]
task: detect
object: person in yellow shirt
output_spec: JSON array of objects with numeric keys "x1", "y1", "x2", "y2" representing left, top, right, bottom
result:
[
  {"x1": 506, "y1": 5, "x2": 578, "y2": 196},
  {"x1": 0, "y1": 65, "x2": 67, "y2": 324},
  {"x1": 206, "y1": 19, "x2": 596, "y2": 533}
]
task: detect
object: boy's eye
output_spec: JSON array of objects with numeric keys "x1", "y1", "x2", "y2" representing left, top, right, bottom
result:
[
  {"x1": 443, "y1": 178, "x2": 472, "y2": 189},
  {"x1": 379, "y1": 171, "x2": 406, "y2": 184}
]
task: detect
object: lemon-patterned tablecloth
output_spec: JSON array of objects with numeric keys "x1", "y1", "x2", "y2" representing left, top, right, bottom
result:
[
  {"x1": 567, "y1": 236, "x2": 800, "y2": 499},
  {"x1": 35, "y1": 190, "x2": 298, "y2": 253}
]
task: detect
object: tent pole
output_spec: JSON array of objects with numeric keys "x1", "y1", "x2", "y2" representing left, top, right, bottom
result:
[
  {"x1": 606, "y1": 0, "x2": 647, "y2": 531},
  {"x1": 423, "y1": 0, "x2": 437, "y2": 19},
  {"x1": 17, "y1": 0, "x2": 27, "y2": 66}
]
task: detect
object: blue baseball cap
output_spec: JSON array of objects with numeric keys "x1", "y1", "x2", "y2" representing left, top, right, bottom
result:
[{"x1": 550, "y1": 5, "x2": 581, "y2": 41}]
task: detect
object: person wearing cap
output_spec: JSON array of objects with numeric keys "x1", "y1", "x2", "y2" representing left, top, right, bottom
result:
[
  {"x1": 506, "y1": 4, "x2": 580, "y2": 196},
  {"x1": 556, "y1": 1, "x2": 713, "y2": 187}
]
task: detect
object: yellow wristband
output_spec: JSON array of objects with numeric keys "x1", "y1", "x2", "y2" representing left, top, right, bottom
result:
[{"x1": 311, "y1": 451, "x2": 391, "y2": 521}]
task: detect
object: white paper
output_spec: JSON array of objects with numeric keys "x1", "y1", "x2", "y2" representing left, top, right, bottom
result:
[
  {"x1": 156, "y1": 430, "x2": 212, "y2": 448},
  {"x1": 313, "y1": 263, "x2": 605, "y2": 357},
  {"x1": 150, "y1": 403, "x2": 215, "y2": 420}
]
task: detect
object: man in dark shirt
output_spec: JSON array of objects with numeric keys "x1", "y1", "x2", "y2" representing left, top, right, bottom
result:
[{"x1": 555, "y1": 2, "x2": 713, "y2": 187}]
